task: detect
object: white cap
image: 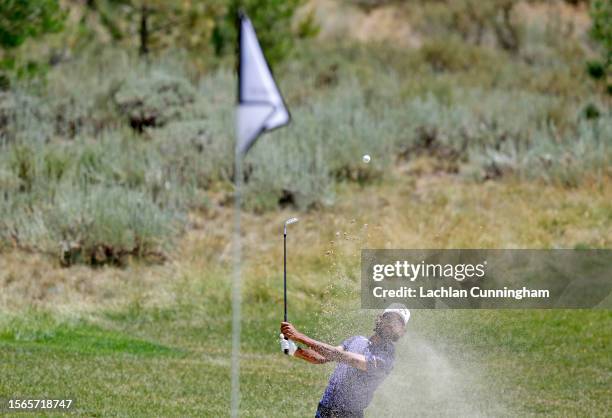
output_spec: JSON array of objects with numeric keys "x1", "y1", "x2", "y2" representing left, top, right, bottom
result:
[{"x1": 384, "y1": 304, "x2": 410, "y2": 325}]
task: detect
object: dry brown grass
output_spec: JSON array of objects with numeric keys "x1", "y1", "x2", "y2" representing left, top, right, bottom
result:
[{"x1": 1, "y1": 172, "x2": 610, "y2": 315}]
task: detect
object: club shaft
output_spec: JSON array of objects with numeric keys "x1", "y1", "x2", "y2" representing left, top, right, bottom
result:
[{"x1": 283, "y1": 232, "x2": 289, "y2": 354}]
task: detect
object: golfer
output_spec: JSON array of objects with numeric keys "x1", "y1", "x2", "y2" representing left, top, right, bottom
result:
[{"x1": 280, "y1": 306, "x2": 410, "y2": 418}]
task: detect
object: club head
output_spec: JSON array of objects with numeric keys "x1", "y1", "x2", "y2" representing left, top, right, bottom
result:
[{"x1": 284, "y1": 217, "x2": 299, "y2": 234}]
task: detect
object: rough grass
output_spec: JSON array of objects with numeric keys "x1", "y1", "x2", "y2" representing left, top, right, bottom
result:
[{"x1": 1, "y1": 174, "x2": 610, "y2": 416}]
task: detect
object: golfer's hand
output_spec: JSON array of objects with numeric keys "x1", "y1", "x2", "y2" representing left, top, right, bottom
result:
[
  {"x1": 280, "y1": 322, "x2": 301, "y2": 342},
  {"x1": 279, "y1": 333, "x2": 298, "y2": 356}
]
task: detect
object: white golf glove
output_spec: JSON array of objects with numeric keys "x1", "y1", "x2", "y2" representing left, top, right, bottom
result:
[{"x1": 279, "y1": 333, "x2": 297, "y2": 356}]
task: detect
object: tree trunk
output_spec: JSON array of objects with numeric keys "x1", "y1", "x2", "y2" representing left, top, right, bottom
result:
[
  {"x1": 494, "y1": 4, "x2": 519, "y2": 53},
  {"x1": 139, "y1": 4, "x2": 149, "y2": 56}
]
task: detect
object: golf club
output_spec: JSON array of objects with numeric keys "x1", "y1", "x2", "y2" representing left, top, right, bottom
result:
[{"x1": 283, "y1": 217, "x2": 299, "y2": 354}]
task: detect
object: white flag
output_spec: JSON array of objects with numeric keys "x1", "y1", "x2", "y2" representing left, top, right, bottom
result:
[{"x1": 236, "y1": 12, "x2": 290, "y2": 155}]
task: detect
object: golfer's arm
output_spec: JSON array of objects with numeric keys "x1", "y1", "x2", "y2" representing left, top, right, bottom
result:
[
  {"x1": 295, "y1": 347, "x2": 329, "y2": 364},
  {"x1": 296, "y1": 335, "x2": 367, "y2": 371}
]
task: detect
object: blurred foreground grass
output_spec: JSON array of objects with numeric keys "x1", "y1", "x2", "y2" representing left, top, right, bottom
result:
[
  {"x1": 1, "y1": 308, "x2": 609, "y2": 417},
  {"x1": 1, "y1": 174, "x2": 610, "y2": 416}
]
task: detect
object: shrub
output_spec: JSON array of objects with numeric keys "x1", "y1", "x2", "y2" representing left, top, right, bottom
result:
[
  {"x1": 243, "y1": 126, "x2": 335, "y2": 212},
  {"x1": 586, "y1": 60, "x2": 606, "y2": 80},
  {"x1": 49, "y1": 186, "x2": 176, "y2": 266},
  {"x1": 42, "y1": 48, "x2": 146, "y2": 138},
  {"x1": 0, "y1": 181, "x2": 179, "y2": 266},
  {"x1": 0, "y1": 129, "x2": 187, "y2": 265},
  {"x1": 419, "y1": 39, "x2": 478, "y2": 73},
  {"x1": 150, "y1": 120, "x2": 232, "y2": 190},
  {"x1": 589, "y1": 0, "x2": 611, "y2": 96},
  {"x1": 0, "y1": 0, "x2": 64, "y2": 50},
  {"x1": 114, "y1": 71, "x2": 199, "y2": 132},
  {"x1": 590, "y1": 0, "x2": 611, "y2": 69},
  {"x1": 468, "y1": 117, "x2": 612, "y2": 186},
  {"x1": 0, "y1": 90, "x2": 52, "y2": 144}
]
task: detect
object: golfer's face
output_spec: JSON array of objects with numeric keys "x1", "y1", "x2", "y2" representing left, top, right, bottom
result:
[{"x1": 381, "y1": 313, "x2": 406, "y2": 342}]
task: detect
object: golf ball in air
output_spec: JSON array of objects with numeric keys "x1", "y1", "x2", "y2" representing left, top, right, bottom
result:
[{"x1": 362, "y1": 154, "x2": 371, "y2": 163}]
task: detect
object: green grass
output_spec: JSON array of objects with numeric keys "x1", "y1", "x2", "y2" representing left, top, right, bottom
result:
[
  {"x1": 0, "y1": 304, "x2": 334, "y2": 417},
  {"x1": 0, "y1": 317, "x2": 180, "y2": 357},
  {"x1": 1, "y1": 303, "x2": 610, "y2": 416}
]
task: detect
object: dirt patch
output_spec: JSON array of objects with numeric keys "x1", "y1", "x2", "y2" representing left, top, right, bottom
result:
[
  {"x1": 515, "y1": 1, "x2": 591, "y2": 38},
  {"x1": 304, "y1": 0, "x2": 590, "y2": 46},
  {"x1": 304, "y1": 0, "x2": 421, "y2": 47}
]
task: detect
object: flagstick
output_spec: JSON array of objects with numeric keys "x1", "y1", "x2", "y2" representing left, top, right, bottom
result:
[
  {"x1": 284, "y1": 228, "x2": 287, "y2": 322},
  {"x1": 230, "y1": 149, "x2": 243, "y2": 418},
  {"x1": 231, "y1": 12, "x2": 291, "y2": 415}
]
